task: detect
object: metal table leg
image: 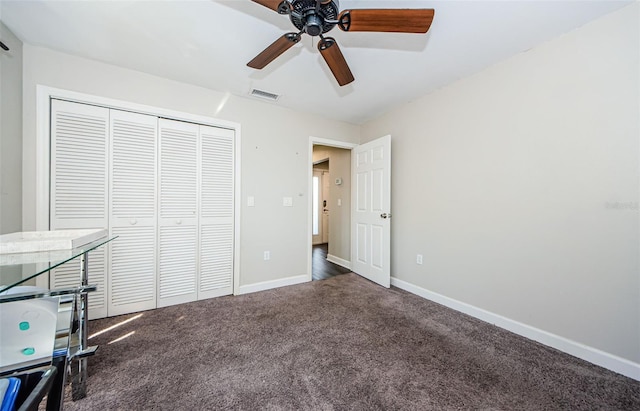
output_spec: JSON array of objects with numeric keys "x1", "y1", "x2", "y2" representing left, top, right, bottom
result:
[{"x1": 71, "y1": 253, "x2": 89, "y2": 401}]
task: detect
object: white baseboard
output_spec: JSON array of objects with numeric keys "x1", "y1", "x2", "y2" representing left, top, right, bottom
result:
[
  {"x1": 391, "y1": 277, "x2": 640, "y2": 381},
  {"x1": 326, "y1": 254, "x2": 351, "y2": 270},
  {"x1": 236, "y1": 274, "x2": 308, "y2": 295}
]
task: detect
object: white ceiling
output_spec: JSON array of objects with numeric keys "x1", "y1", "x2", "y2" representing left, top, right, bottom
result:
[{"x1": 0, "y1": 0, "x2": 632, "y2": 124}]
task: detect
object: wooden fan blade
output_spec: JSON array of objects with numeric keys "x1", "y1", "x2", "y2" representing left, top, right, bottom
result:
[
  {"x1": 338, "y1": 9, "x2": 435, "y2": 33},
  {"x1": 318, "y1": 38, "x2": 354, "y2": 87},
  {"x1": 247, "y1": 33, "x2": 300, "y2": 69},
  {"x1": 251, "y1": 0, "x2": 285, "y2": 12}
]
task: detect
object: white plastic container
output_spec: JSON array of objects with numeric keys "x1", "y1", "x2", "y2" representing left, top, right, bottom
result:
[{"x1": 0, "y1": 286, "x2": 59, "y2": 369}]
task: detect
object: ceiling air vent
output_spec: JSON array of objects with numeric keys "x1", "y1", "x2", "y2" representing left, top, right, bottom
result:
[{"x1": 250, "y1": 88, "x2": 280, "y2": 101}]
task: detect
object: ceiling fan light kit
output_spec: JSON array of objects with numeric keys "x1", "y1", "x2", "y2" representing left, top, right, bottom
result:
[{"x1": 248, "y1": 0, "x2": 435, "y2": 86}]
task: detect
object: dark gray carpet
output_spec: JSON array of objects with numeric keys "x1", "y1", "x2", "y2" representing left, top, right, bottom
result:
[{"x1": 65, "y1": 273, "x2": 639, "y2": 410}]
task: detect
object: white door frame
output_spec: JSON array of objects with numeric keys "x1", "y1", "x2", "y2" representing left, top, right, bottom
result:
[
  {"x1": 307, "y1": 137, "x2": 357, "y2": 281},
  {"x1": 34, "y1": 86, "x2": 242, "y2": 295}
]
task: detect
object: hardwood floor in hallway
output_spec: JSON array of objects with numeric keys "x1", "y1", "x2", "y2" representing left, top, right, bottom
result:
[{"x1": 312, "y1": 243, "x2": 351, "y2": 281}]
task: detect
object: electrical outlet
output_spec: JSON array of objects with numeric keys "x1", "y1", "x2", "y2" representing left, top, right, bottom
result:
[
  {"x1": 264, "y1": 251, "x2": 270, "y2": 261},
  {"x1": 416, "y1": 254, "x2": 423, "y2": 265}
]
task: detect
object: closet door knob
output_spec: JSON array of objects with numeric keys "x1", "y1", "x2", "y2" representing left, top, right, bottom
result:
[
  {"x1": 176, "y1": 219, "x2": 182, "y2": 225},
  {"x1": 129, "y1": 219, "x2": 137, "y2": 225}
]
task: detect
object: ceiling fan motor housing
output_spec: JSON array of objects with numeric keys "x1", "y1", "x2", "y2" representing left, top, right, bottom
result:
[{"x1": 289, "y1": 0, "x2": 339, "y2": 36}]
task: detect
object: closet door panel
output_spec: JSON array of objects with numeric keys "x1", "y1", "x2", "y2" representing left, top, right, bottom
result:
[
  {"x1": 108, "y1": 110, "x2": 158, "y2": 315},
  {"x1": 199, "y1": 126, "x2": 234, "y2": 299},
  {"x1": 199, "y1": 223, "x2": 233, "y2": 298},
  {"x1": 50, "y1": 99, "x2": 109, "y2": 318},
  {"x1": 110, "y1": 111, "x2": 157, "y2": 225},
  {"x1": 159, "y1": 119, "x2": 198, "y2": 222},
  {"x1": 200, "y1": 127, "x2": 233, "y2": 219},
  {"x1": 51, "y1": 100, "x2": 109, "y2": 227},
  {"x1": 158, "y1": 226, "x2": 197, "y2": 306},
  {"x1": 109, "y1": 226, "x2": 156, "y2": 316},
  {"x1": 158, "y1": 119, "x2": 198, "y2": 307}
]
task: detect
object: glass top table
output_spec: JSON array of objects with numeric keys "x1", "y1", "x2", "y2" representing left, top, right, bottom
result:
[
  {"x1": 0, "y1": 235, "x2": 116, "y2": 409},
  {"x1": 0, "y1": 236, "x2": 116, "y2": 294}
]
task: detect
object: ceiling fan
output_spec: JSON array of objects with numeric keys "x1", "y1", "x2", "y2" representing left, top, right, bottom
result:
[{"x1": 247, "y1": 0, "x2": 435, "y2": 86}]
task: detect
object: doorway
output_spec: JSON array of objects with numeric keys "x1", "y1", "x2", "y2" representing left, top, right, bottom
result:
[
  {"x1": 307, "y1": 135, "x2": 392, "y2": 287},
  {"x1": 310, "y1": 142, "x2": 353, "y2": 281},
  {"x1": 312, "y1": 165, "x2": 329, "y2": 246}
]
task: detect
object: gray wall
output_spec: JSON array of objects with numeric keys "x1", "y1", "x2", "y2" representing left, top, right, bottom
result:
[
  {"x1": 0, "y1": 21, "x2": 22, "y2": 235},
  {"x1": 313, "y1": 145, "x2": 351, "y2": 262},
  {"x1": 362, "y1": 4, "x2": 639, "y2": 363}
]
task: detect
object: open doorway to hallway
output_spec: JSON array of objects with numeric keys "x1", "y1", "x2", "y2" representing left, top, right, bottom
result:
[{"x1": 311, "y1": 144, "x2": 352, "y2": 281}]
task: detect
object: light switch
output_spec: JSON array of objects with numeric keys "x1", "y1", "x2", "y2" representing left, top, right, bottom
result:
[
  {"x1": 337, "y1": 199, "x2": 342, "y2": 207},
  {"x1": 283, "y1": 197, "x2": 293, "y2": 207},
  {"x1": 247, "y1": 196, "x2": 255, "y2": 207}
]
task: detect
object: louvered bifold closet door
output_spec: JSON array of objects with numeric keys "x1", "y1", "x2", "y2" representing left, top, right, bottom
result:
[
  {"x1": 158, "y1": 119, "x2": 198, "y2": 307},
  {"x1": 50, "y1": 99, "x2": 109, "y2": 319},
  {"x1": 108, "y1": 110, "x2": 158, "y2": 316},
  {"x1": 199, "y1": 125, "x2": 234, "y2": 299}
]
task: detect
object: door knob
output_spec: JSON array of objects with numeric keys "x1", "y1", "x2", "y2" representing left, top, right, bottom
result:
[{"x1": 380, "y1": 213, "x2": 391, "y2": 219}]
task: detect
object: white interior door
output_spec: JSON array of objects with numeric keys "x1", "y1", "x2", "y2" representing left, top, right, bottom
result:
[{"x1": 351, "y1": 135, "x2": 391, "y2": 288}]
